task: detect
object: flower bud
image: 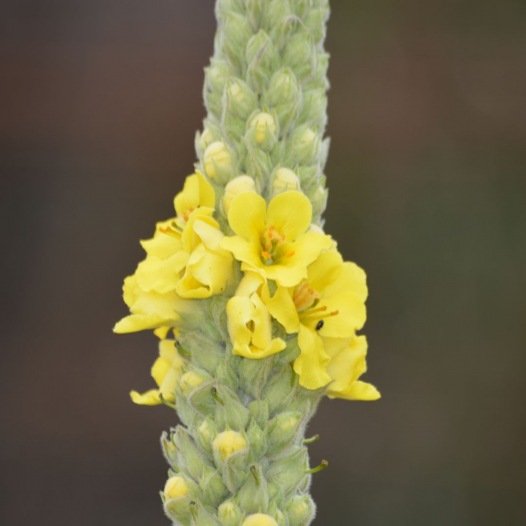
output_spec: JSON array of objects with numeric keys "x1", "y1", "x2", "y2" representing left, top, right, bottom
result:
[
  {"x1": 288, "y1": 126, "x2": 319, "y2": 164},
  {"x1": 272, "y1": 167, "x2": 300, "y2": 195},
  {"x1": 265, "y1": 68, "x2": 301, "y2": 132},
  {"x1": 160, "y1": 431, "x2": 178, "y2": 466},
  {"x1": 286, "y1": 495, "x2": 316, "y2": 526},
  {"x1": 268, "y1": 411, "x2": 303, "y2": 451},
  {"x1": 283, "y1": 33, "x2": 314, "y2": 79},
  {"x1": 225, "y1": 79, "x2": 257, "y2": 119},
  {"x1": 204, "y1": 141, "x2": 234, "y2": 182},
  {"x1": 237, "y1": 464, "x2": 269, "y2": 513},
  {"x1": 242, "y1": 513, "x2": 278, "y2": 526},
  {"x1": 223, "y1": 176, "x2": 256, "y2": 214},
  {"x1": 197, "y1": 418, "x2": 218, "y2": 453},
  {"x1": 179, "y1": 370, "x2": 206, "y2": 396},
  {"x1": 163, "y1": 476, "x2": 189, "y2": 500},
  {"x1": 213, "y1": 430, "x2": 248, "y2": 461},
  {"x1": 247, "y1": 112, "x2": 278, "y2": 150},
  {"x1": 195, "y1": 127, "x2": 217, "y2": 157},
  {"x1": 218, "y1": 499, "x2": 243, "y2": 526},
  {"x1": 268, "y1": 68, "x2": 299, "y2": 104},
  {"x1": 246, "y1": 31, "x2": 277, "y2": 91},
  {"x1": 310, "y1": 185, "x2": 328, "y2": 217}
]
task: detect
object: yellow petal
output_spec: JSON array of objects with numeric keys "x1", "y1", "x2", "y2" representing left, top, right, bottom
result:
[
  {"x1": 266, "y1": 191, "x2": 312, "y2": 240},
  {"x1": 174, "y1": 172, "x2": 215, "y2": 220},
  {"x1": 294, "y1": 325, "x2": 331, "y2": 389},
  {"x1": 305, "y1": 250, "x2": 344, "y2": 293},
  {"x1": 328, "y1": 380, "x2": 381, "y2": 401},
  {"x1": 266, "y1": 286, "x2": 300, "y2": 333},
  {"x1": 134, "y1": 252, "x2": 188, "y2": 294},
  {"x1": 140, "y1": 229, "x2": 182, "y2": 259},
  {"x1": 235, "y1": 272, "x2": 264, "y2": 297},
  {"x1": 227, "y1": 192, "x2": 266, "y2": 240},
  {"x1": 113, "y1": 313, "x2": 168, "y2": 334},
  {"x1": 192, "y1": 219, "x2": 224, "y2": 251},
  {"x1": 285, "y1": 231, "x2": 334, "y2": 275},
  {"x1": 227, "y1": 296, "x2": 253, "y2": 348},
  {"x1": 176, "y1": 245, "x2": 232, "y2": 298},
  {"x1": 151, "y1": 356, "x2": 172, "y2": 387},
  {"x1": 325, "y1": 335, "x2": 379, "y2": 400},
  {"x1": 130, "y1": 389, "x2": 162, "y2": 406},
  {"x1": 222, "y1": 237, "x2": 262, "y2": 269}
]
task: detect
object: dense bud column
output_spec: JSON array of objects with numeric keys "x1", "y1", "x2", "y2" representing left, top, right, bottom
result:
[
  {"x1": 197, "y1": 0, "x2": 330, "y2": 223},
  {"x1": 116, "y1": 1, "x2": 380, "y2": 525}
]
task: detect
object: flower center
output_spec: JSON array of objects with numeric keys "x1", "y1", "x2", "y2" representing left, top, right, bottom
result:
[
  {"x1": 295, "y1": 281, "x2": 339, "y2": 330},
  {"x1": 260, "y1": 226, "x2": 286, "y2": 265},
  {"x1": 293, "y1": 280, "x2": 319, "y2": 312}
]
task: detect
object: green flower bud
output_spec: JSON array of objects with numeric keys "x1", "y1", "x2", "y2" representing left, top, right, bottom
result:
[
  {"x1": 173, "y1": 427, "x2": 212, "y2": 481},
  {"x1": 223, "y1": 175, "x2": 256, "y2": 214},
  {"x1": 162, "y1": 475, "x2": 194, "y2": 523},
  {"x1": 204, "y1": 141, "x2": 235, "y2": 182},
  {"x1": 266, "y1": 446, "x2": 309, "y2": 495},
  {"x1": 247, "y1": 112, "x2": 278, "y2": 151},
  {"x1": 272, "y1": 167, "x2": 300, "y2": 195},
  {"x1": 304, "y1": 7, "x2": 329, "y2": 45},
  {"x1": 213, "y1": 431, "x2": 250, "y2": 493},
  {"x1": 179, "y1": 370, "x2": 206, "y2": 396},
  {"x1": 242, "y1": 513, "x2": 278, "y2": 526},
  {"x1": 300, "y1": 88, "x2": 328, "y2": 130},
  {"x1": 224, "y1": 79, "x2": 257, "y2": 120},
  {"x1": 237, "y1": 464, "x2": 269, "y2": 513},
  {"x1": 246, "y1": 419, "x2": 267, "y2": 460},
  {"x1": 288, "y1": 126, "x2": 319, "y2": 165},
  {"x1": 218, "y1": 499, "x2": 243, "y2": 526},
  {"x1": 310, "y1": 185, "x2": 328, "y2": 218},
  {"x1": 213, "y1": 430, "x2": 248, "y2": 462},
  {"x1": 268, "y1": 411, "x2": 303, "y2": 451},
  {"x1": 265, "y1": 68, "x2": 301, "y2": 132},
  {"x1": 215, "y1": 386, "x2": 250, "y2": 430},
  {"x1": 195, "y1": 127, "x2": 217, "y2": 158},
  {"x1": 283, "y1": 33, "x2": 314, "y2": 80},
  {"x1": 160, "y1": 431, "x2": 178, "y2": 467},
  {"x1": 199, "y1": 467, "x2": 228, "y2": 507},
  {"x1": 164, "y1": 475, "x2": 189, "y2": 500},
  {"x1": 197, "y1": 417, "x2": 218, "y2": 453},
  {"x1": 262, "y1": 364, "x2": 297, "y2": 414},
  {"x1": 246, "y1": 30, "x2": 277, "y2": 91},
  {"x1": 222, "y1": 12, "x2": 252, "y2": 68},
  {"x1": 286, "y1": 495, "x2": 316, "y2": 526},
  {"x1": 205, "y1": 59, "x2": 233, "y2": 116}
]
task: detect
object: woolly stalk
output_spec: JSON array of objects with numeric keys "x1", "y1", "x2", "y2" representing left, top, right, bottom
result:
[{"x1": 115, "y1": 1, "x2": 379, "y2": 525}]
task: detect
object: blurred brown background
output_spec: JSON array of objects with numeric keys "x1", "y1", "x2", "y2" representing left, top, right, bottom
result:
[{"x1": 1, "y1": 1, "x2": 525, "y2": 524}]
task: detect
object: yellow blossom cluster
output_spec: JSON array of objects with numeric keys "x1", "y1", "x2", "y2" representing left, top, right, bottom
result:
[{"x1": 114, "y1": 171, "x2": 379, "y2": 404}]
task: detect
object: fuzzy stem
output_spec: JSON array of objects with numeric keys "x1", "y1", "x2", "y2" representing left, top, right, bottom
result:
[{"x1": 162, "y1": 2, "x2": 332, "y2": 525}]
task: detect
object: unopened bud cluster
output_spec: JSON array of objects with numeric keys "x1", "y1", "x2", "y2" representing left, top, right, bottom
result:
[{"x1": 198, "y1": 0, "x2": 331, "y2": 222}]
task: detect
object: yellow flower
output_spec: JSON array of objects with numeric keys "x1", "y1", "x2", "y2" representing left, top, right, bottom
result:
[
  {"x1": 325, "y1": 335, "x2": 380, "y2": 401},
  {"x1": 226, "y1": 273, "x2": 286, "y2": 359},
  {"x1": 113, "y1": 219, "x2": 190, "y2": 335},
  {"x1": 130, "y1": 339, "x2": 185, "y2": 405},
  {"x1": 113, "y1": 273, "x2": 187, "y2": 335},
  {"x1": 173, "y1": 171, "x2": 215, "y2": 225},
  {"x1": 175, "y1": 208, "x2": 233, "y2": 298},
  {"x1": 114, "y1": 180, "x2": 231, "y2": 332},
  {"x1": 267, "y1": 249, "x2": 376, "y2": 392},
  {"x1": 222, "y1": 191, "x2": 332, "y2": 287}
]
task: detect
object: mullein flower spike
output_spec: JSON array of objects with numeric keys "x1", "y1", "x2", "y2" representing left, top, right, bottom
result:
[{"x1": 115, "y1": 1, "x2": 379, "y2": 524}]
